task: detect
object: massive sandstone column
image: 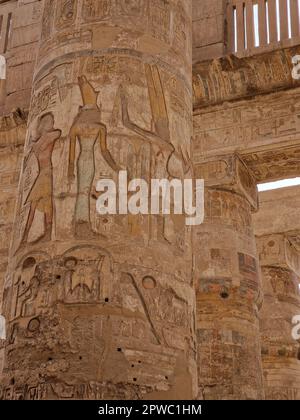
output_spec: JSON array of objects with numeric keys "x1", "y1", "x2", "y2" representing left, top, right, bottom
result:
[
  {"x1": 257, "y1": 234, "x2": 300, "y2": 400},
  {"x1": 0, "y1": 0, "x2": 196, "y2": 400},
  {"x1": 253, "y1": 187, "x2": 300, "y2": 400},
  {"x1": 0, "y1": 0, "x2": 45, "y2": 382},
  {"x1": 193, "y1": 155, "x2": 264, "y2": 400}
]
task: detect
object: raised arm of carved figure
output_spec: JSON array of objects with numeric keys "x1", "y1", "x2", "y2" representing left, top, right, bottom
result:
[
  {"x1": 120, "y1": 85, "x2": 174, "y2": 154},
  {"x1": 68, "y1": 127, "x2": 77, "y2": 182},
  {"x1": 99, "y1": 124, "x2": 121, "y2": 172},
  {"x1": 23, "y1": 149, "x2": 33, "y2": 168},
  {"x1": 179, "y1": 145, "x2": 193, "y2": 175},
  {"x1": 145, "y1": 64, "x2": 170, "y2": 143},
  {"x1": 23, "y1": 136, "x2": 37, "y2": 167}
]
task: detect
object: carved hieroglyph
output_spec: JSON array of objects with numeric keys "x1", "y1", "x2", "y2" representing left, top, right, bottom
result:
[{"x1": 0, "y1": 0, "x2": 196, "y2": 400}]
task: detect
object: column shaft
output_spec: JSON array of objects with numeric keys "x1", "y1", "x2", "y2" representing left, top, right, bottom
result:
[
  {"x1": 258, "y1": 235, "x2": 300, "y2": 400},
  {"x1": 1, "y1": 0, "x2": 196, "y2": 400},
  {"x1": 194, "y1": 156, "x2": 264, "y2": 400}
]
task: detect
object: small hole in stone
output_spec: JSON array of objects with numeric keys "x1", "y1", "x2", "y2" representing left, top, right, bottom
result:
[
  {"x1": 220, "y1": 286, "x2": 229, "y2": 299},
  {"x1": 56, "y1": 275, "x2": 61, "y2": 280},
  {"x1": 133, "y1": 378, "x2": 137, "y2": 382},
  {"x1": 48, "y1": 357, "x2": 53, "y2": 361},
  {"x1": 22, "y1": 257, "x2": 36, "y2": 270},
  {"x1": 165, "y1": 376, "x2": 168, "y2": 380},
  {"x1": 131, "y1": 364, "x2": 134, "y2": 368},
  {"x1": 64, "y1": 257, "x2": 78, "y2": 269},
  {"x1": 79, "y1": 356, "x2": 82, "y2": 360},
  {"x1": 138, "y1": 360, "x2": 141, "y2": 364},
  {"x1": 117, "y1": 348, "x2": 122, "y2": 352},
  {"x1": 10, "y1": 378, "x2": 15, "y2": 385},
  {"x1": 105, "y1": 298, "x2": 109, "y2": 303}
]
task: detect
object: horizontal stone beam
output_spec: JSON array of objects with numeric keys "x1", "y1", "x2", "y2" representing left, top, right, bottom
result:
[
  {"x1": 253, "y1": 186, "x2": 300, "y2": 237},
  {"x1": 193, "y1": 46, "x2": 300, "y2": 110},
  {"x1": 193, "y1": 46, "x2": 300, "y2": 182},
  {"x1": 242, "y1": 145, "x2": 300, "y2": 183},
  {"x1": 193, "y1": 85, "x2": 300, "y2": 182},
  {"x1": 193, "y1": 85, "x2": 300, "y2": 160}
]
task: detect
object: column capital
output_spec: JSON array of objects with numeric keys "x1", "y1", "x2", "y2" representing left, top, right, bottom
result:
[
  {"x1": 257, "y1": 233, "x2": 300, "y2": 277},
  {"x1": 194, "y1": 153, "x2": 258, "y2": 211}
]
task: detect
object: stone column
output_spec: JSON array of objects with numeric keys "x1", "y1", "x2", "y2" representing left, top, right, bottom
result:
[
  {"x1": 0, "y1": 0, "x2": 45, "y2": 386},
  {"x1": 257, "y1": 234, "x2": 300, "y2": 400},
  {"x1": 0, "y1": 0, "x2": 196, "y2": 400},
  {"x1": 194, "y1": 155, "x2": 264, "y2": 400}
]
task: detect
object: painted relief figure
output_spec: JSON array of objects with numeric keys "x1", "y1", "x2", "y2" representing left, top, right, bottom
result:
[
  {"x1": 120, "y1": 64, "x2": 191, "y2": 179},
  {"x1": 120, "y1": 64, "x2": 191, "y2": 244},
  {"x1": 120, "y1": 63, "x2": 174, "y2": 172},
  {"x1": 68, "y1": 76, "x2": 120, "y2": 238},
  {"x1": 19, "y1": 113, "x2": 61, "y2": 247}
]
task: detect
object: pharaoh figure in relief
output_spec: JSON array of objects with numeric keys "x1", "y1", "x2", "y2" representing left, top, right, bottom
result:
[
  {"x1": 68, "y1": 76, "x2": 120, "y2": 238},
  {"x1": 120, "y1": 63, "x2": 192, "y2": 245},
  {"x1": 19, "y1": 113, "x2": 61, "y2": 248},
  {"x1": 120, "y1": 63, "x2": 191, "y2": 180}
]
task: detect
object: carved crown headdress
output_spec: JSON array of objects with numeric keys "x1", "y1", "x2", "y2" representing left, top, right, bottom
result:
[{"x1": 78, "y1": 75, "x2": 98, "y2": 106}]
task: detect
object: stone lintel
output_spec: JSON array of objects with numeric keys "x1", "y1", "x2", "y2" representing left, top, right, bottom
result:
[
  {"x1": 253, "y1": 186, "x2": 300, "y2": 237},
  {"x1": 242, "y1": 146, "x2": 300, "y2": 184},
  {"x1": 193, "y1": 45, "x2": 300, "y2": 110},
  {"x1": 193, "y1": 84, "x2": 300, "y2": 183}
]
